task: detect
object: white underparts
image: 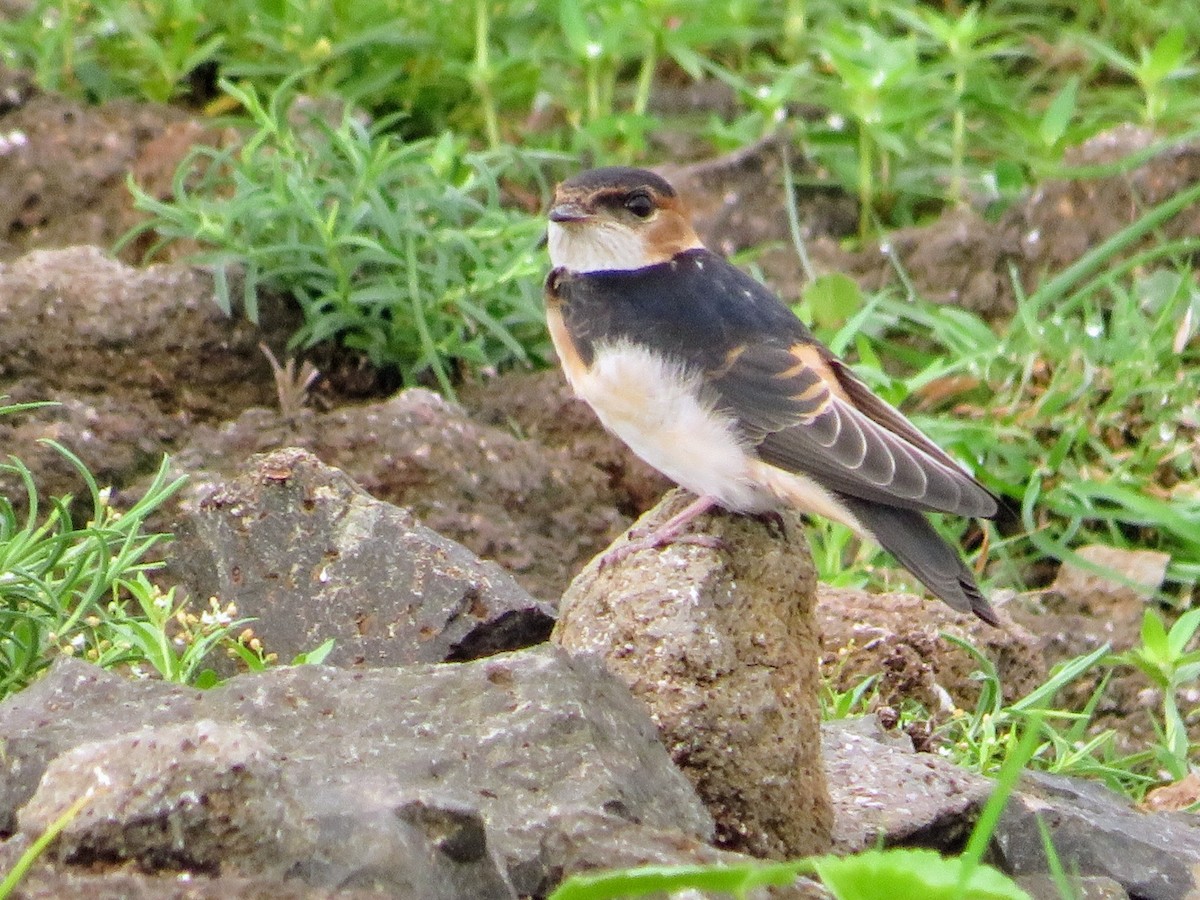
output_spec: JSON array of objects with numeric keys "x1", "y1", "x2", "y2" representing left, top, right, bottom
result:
[
  {"x1": 558, "y1": 341, "x2": 775, "y2": 517},
  {"x1": 548, "y1": 220, "x2": 656, "y2": 272},
  {"x1": 560, "y1": 341, "x2": 870, "y2": 534}
]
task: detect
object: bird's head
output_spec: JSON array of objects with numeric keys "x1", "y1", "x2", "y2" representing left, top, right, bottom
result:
[{"x1": 547, "y1": 167, "x2": 704, "y2": 273}]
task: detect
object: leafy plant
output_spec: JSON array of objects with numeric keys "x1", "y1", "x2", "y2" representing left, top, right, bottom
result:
[
  {"x1": 0, "y1": 400, "x2": 337, "y2": 697},
  {"x1": 1110, "y1": 608, "x2": 1200, "y2": 780},
  {"x1": 85, "y1": 575, "x2": 251, "y2": 688},
  {"x1": 814, "y1": 20, "x2": 930, "y2": 235},
  {"x1": 0, "y1": 418, "x2": 185, "y2": 700},
  {"x1": 123, "y1": 80, "x2": 557, "y2": 397},
  {"x1": 889, "y1": 4, "x2": 1014, "y2": 204},
  {"x1": 1075, "y1": 25, "x2": 1198, "y2": 126}
]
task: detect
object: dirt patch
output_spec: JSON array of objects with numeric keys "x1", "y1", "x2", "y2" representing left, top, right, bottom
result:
[
  {"x1": 0, "y1": 67, "x2": 222, "y2": 263},
  {"x1": 0, "y1": 247, "x2": 297, "y2": 502},
  {"x1": 817, "y1": 587, "x2": 1046, "y2": 717},
  {"x1": 815, "y1": 124, "x2": 1200, "y2": 320}
]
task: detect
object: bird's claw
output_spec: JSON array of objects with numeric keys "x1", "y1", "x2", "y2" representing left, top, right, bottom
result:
[{"x1": 598, "y1": 531, "x2": 723, "y2": 571}]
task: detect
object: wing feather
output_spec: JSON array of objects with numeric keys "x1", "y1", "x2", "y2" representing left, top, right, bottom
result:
[{"x1": 711, "y1": 341, "x2": 996, "y2": 518}]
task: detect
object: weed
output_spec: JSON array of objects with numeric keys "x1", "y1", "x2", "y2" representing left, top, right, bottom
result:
[
  {"x1": 936, "y1": 636, "x2": 1156, "y2": 797},
  {"x1": 122, "y1": 80, "x2": 558, "y2": 397},
  {"x1": 1110, "y1": 608, "x2": 1200, "y2": 780},
  {"x1": 0, "y1": 790, "x2": 91, "y2": 899},
  {"x1": 0, "y1": 412, "x2": 185, "y2": 699}
]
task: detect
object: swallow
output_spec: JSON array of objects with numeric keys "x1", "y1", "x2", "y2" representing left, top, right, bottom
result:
[{"x1": 544, "y1": 166, "x2": 1000, "y2": 625}]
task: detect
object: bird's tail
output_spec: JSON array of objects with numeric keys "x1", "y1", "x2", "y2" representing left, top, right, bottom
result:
[{"x1": 837, "y1": 495, "x2": 1000, "y2": 626}]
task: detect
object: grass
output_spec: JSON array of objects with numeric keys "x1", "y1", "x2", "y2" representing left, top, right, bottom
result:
[
  {"x1": 0, "y1": 401, "x2": 332, "y2": 703},
  {"x1": 821, "y1": 623, "x2": 1190, "y2": 802},
  {"x1": 0, "y1": 416, "x2": 184, "y2": 698},
  {"x1": 3, "y1": 1, "x2": 1199, "y2": 211}
]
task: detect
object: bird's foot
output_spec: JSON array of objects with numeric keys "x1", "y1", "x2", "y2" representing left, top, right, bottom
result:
[
  {"x1": 599, "y1": 530, "x2": 723, "y2": 570},
  {"x1": 598, "y1": 494, "x2": 723, "y2": 570}
]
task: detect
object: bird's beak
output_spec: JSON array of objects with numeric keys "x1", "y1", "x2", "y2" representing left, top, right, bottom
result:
[{"x1": 549, "y1": 201, "x2": 590, "y2": 223}]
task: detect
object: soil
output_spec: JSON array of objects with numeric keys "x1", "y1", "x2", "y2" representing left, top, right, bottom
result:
[{"x1": 1, "y1": 70, "x2": 1197, "y2": 768}]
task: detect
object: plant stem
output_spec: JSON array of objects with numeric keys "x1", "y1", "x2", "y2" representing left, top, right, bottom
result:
[
  {"x1": 632, "y1": 32, "x2": 659, "y2": 117},
  {"x1": 473, "y1": 0, "x2": 500, "y2": 149},
  {"x1": 951, "y1": 67, "x2": 966, "y2": 205},
  {"x1": 857, "y1": 126, "x2": 873, "y2": 239}
]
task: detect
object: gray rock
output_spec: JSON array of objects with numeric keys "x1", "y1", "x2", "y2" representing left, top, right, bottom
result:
[
  {"x1": 554, "y1": 490, "x2": 831, "y2": 859},
  {"x1": 1015, "y1": 873, "x2": 1130, "y2": 900},
  {"x1": 0, "y1": 647, "x2": 711, "y2": 897},
  {"x1": 168, "y1": 447, "x2": 555, "y2": 668},
  {"x1": 173, "y1": 386, "x2": 630, "y2": 603},
  {"x1": 0, "y1": 833, "x2": 384, "y2": 899},
  {"x1": 993, "y1": 769, "x2": 1200, "y2": 900},
  {"x1": 17, "y1": 720, "x2": 312, "y2": 875},
  {"x1": 821, "y1": 718, "x2": 992, "y2": 854},
  {"x1": 0, "y1": 246, "x2": 295, "y2": 504},
  {"x1": 537, "y1": 812, "x2": 830, "y2": 899}
]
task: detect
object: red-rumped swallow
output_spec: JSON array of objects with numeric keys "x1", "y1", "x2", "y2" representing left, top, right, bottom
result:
[{"x1": 543, "y1": 166, "x2": 1001, "y2": 625}]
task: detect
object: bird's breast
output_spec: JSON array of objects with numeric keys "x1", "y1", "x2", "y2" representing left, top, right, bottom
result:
[{"x1": 549, "y1": 333, "x2": 773, "y2": 513}]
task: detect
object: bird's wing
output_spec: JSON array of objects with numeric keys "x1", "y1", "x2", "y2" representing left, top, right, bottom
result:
[{"x1": 711, "y1": 338, "x2": 997, "y2": 518}]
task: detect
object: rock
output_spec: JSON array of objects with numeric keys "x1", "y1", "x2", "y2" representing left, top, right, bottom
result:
[
  {"x1": 0, "y1": 92, "x2": 205, "y2": 261},
  {"x1": 0, "y1": 246, "x2": 297, "y2": 504},
  {"x1": 0, "y1": 836, "x2": 380, "y2": 899},
  {"x1": 821, "y1": 718, "x2": 992, "y2": 854},
  {"x1": 17, "y1": 720, "x2": 312, "y2": 875},
  {"x1": 993, "y1": 769, "x2": 1200, "y2": 900},
  {"x1": 0, "y1": 647, "x2": 712, "y2": 897},
  {"x1": 305, "y1": 795, "x2": 517, "y2": 899},
  {"x1": 173, "y1": 387, "x2": 628, "y2": 602},
  {"x1": 0, "y1": 247, "x2": 291, "y2": 409},
  {"x1": 1141, "y1": 773, "x2": 1200, "y2": 813},
  {"x1": 1049, "y1": 544, "x2": 1170, "y2": 632},
  {"x1": 817, "y1": 586, "x2": 1045, "y2": 716},
  {"x1": 539, "y1": 814, "x2": 831, "y2": 899},
  {"x1": 168, "y1": 447, "x2": 555, "y2": 668},
  {"x1": 554, "y1": 490, "x2": 831, "y2": 859},
  {"x1": 1015, "y1": 873, "x2": 1129, "y2": 900}
]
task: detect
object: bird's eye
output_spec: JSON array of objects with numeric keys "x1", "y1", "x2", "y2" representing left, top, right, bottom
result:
[{"x1": 624, "y1": 191, "x2": 654, "y2": 218}]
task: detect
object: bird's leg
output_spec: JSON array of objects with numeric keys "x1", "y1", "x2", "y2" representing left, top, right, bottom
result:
[
  {"x1": 751, "y1": 509, "x2": 788, "y2": 539},
  {"x1": 600, "y1": 494, "x2": 723, "y2": 569}
]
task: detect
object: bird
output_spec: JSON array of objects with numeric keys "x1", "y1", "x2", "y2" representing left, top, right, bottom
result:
[{"x1": 543, "y1": 165, "x2": 1001, "y2": 625}]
